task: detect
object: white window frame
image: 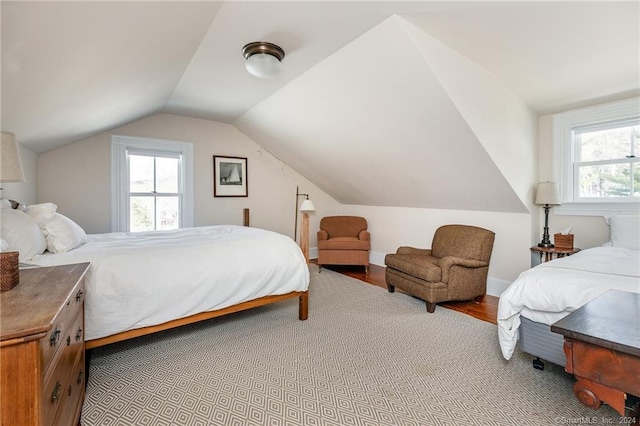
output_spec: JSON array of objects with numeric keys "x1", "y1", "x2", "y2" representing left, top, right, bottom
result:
[
  {"x1": 111, "y1": 135, "x2": 194, "y2": 232},
  {"x1": 552, "y1": 97, "x2": 640, "y2": 216}
]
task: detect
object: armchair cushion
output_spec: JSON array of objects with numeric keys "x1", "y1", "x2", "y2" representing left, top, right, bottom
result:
[
  {"x1": 318, "y1": 236, "x2": 370, "y2": 251},
  {"x1": 384, "y1": 253, "x2": 441, "y2": 282}
]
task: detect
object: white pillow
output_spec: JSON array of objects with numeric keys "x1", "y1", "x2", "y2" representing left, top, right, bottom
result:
[
  {"x1": 42, "y1": 213, "x2": 88, "y2": 253},
  {"x1": 607, "y1": 213, "x2": 640, "y2": 250},
  {"x1": 26, "y1": 202, "x2": 58, "y2": 225},
  {"x1": 0, "y1": 208, "x2": 47, "y2": 261}
]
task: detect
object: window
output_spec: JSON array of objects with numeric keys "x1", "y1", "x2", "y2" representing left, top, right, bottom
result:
[
  {"x1": 111, "y1": 135, "x2": 194, "y2": 232},
  {"x1": 573, "y1": 119, "x2": 639, "y2": 199},
  {"x1": 553, "y1": 98, "x2": 640, "y2": 215}
]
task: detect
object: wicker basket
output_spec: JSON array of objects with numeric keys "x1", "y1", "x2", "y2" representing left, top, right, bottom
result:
[
  {"x1": 1, "y1": 251, "x2": 20, "y2": 291},
  {"x1": 554, "y1": 233, "x2": 574, "y2": 250}
]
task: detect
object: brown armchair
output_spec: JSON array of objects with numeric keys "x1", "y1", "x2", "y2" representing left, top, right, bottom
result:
[
  {"x1": 384, "y1": 224, "x2": 495, "y2": 313},
  {"x1": 317, "y1": 216, "x2": 370, "y2": 273}
]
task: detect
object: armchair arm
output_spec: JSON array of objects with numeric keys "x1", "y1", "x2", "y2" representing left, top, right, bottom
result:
[
  {"x1": 396, "y1": 246, "x2": 432, "y2": 256},
  {"x1": 317, "y1": 230, "x2": 329, "y2": 241},
  {"x1": 359, "y1": 230, "x2": 371, "y2": 241},
  {"x1": 439, "y1": 256, "x2": 489, "y2": 282}
]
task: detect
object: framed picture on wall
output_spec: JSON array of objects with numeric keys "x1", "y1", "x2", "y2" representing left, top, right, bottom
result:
[{"x1": 213, "y1": 155, "x2": 248, "y2": 197}]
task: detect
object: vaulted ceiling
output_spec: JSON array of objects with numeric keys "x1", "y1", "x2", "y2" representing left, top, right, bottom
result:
[{"x1": 2, "y1": 1, "x2": 638, "y2": 212}]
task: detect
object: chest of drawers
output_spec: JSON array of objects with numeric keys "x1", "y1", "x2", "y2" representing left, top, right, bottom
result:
[{"x1": 1, "y1": 262, "x2": 90, "y2": 426}]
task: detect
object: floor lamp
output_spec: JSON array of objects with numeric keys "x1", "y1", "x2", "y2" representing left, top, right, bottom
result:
[
  {"x1": 535, "y1": 181, "x2": 561, "y2": 248},
  {"x1": 294, "y1": 186, "x2": 315, "y2": 263}
]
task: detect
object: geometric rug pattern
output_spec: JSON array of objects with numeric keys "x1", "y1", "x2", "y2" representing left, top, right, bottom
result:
[{"x1": 82, "y1": 264, "x2": 618, "y2": 425}]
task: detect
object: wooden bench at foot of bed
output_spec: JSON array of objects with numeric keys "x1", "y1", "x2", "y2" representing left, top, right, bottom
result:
[{"x1": 85, "y1": 290, "x2": 308, "y2": 349}]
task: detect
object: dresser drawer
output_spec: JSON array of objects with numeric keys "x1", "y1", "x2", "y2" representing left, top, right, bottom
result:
[
  {"x1": 40, "y1": 285, "x2": 84, "y2": 376},
  {"x1": 41, "y1": 310, "x2": 84, "y2": 425},
  {"x1": 53, "y1": 349, "x2": 85, "y2": 426}
]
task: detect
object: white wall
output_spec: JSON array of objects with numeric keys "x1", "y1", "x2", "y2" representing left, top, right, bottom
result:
[
  {"x1": 37, "y1": 113, "x2": 341, "y2": 240},
  {"x1": 37, "y1": 111, "x2": 616, "y2": 299}
]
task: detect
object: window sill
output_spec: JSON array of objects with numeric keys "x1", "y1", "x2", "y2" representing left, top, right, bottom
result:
[{"x1": 555, "y1": 202, "x2": 640, "y2": 216}]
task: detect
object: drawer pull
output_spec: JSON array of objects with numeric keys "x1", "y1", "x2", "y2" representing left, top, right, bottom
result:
[
  {"x1": 75, "y1": 328, "x2": 83, "y2": 341},
  {"x1": 67, "y1": 335, "x2": 71, "y2": 346},
  {"x1": 51, "y1": 381, "x2": 61, "y2": 403},
  {"x1": 68, "y1": 385, "x2": 72, "y2": 397},
  {"x1": 77, "y1": 370, "x2": 84, "y2": 385},
  {"x1": 49, "y1": 329, "x2": 61, "y2": 346},
  {"x1": 76, "y1": 290, "x2": 84, "y2": 302}
]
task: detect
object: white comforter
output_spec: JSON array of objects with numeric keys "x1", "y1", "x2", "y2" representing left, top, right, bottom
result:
[
  {"x1": 28, "y1": 225, "x2": 310, "y2": 341},
  {"x1": 497, "y1": 246, "x2": 640, "y2": 360}
]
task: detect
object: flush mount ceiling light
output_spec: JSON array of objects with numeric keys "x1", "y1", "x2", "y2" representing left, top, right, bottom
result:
[{"x1": 242, "y1": 42, "x2": 285, "y2": 78}]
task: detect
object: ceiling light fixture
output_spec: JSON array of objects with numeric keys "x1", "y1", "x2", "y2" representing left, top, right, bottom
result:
[{"x1": 242, "y1": 42, "x2": 285, "y2": 78}]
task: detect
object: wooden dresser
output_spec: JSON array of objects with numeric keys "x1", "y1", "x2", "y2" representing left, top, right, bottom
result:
[{"x1": 1, "y1": 262, "x2": 90, "y2": 426}]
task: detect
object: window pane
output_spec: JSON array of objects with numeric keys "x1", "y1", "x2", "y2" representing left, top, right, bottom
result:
[
  {"x1": 156, "y1": 157, "x2": 179, "y2": 193},
  {"x1": 578, "y1": 164, "x2": 631, "y2": 198},
  {"x1": 634, "y1": 165, "x2": 640, "y2": 197},
  {"x1": 156, "y1": 197, "x2": 179, "y2": 230},
  {"x1": 129, "y1": 155, "x2": 154, "y2": 192},
  {"x1": 578, "y1": 125, "x2": 638, "y2": 162},
  {"x1": 130, "y1": 197, "x2": 155, "y2": 232}
]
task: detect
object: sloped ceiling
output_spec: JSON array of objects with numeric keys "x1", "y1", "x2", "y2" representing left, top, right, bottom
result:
[
  {"x1": 2, "y1": 1, "x2": 638, "y2": 213},
  {"x1": 235, "y1": 16, "x2": 528, "y2": 212}
]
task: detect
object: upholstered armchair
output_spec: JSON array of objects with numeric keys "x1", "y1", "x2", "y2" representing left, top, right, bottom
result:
[
  {"x1": 384, "y1": 224, "x2": 495, "y2": 313},
  {"x1": 317, "y1": 216, "x2": 370, "y2": 273}
]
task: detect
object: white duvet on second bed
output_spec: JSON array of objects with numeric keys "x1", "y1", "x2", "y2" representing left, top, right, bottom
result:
[
  {"x1": 28, "y1": 225, "x2": 310, "y2": 341},
  {"x1": 497, "y1": 246, "x2": 640, "y2": 360}
]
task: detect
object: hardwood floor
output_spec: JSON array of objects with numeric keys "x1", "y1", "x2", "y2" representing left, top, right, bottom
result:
[{"x1": 312, "y1": 262, "x2": 498, "y2": 325}]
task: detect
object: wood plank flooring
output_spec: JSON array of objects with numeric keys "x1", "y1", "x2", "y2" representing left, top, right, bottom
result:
[{"x1": 312, "y1": 262, "x2": 498, "y2": 325}]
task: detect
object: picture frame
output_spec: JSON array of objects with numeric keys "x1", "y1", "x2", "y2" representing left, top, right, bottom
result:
[{"x1": 213, "y1": 155, "x2": 248, "y2": 197}]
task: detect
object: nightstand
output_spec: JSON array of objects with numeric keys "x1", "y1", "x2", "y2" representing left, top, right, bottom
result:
[{"x1": 530, "y1": 246, "x2": 581, "y2": 263}]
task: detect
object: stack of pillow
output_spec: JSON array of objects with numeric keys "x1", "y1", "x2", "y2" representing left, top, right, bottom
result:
[{"x1": 0, "y1": 200, "x2": 87, "y2": 262}]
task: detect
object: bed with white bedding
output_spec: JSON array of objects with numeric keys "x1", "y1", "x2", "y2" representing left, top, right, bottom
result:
[
  {"x1": 498, "y1": 245, "x2": 640, "y2": 364},
  {"x1": 498, "y1": 212, "x2": 640, "y2": 368},
  {"x1": 1, "y1": 201, "x2": 310, "y2": 348},
  {"x1": 27, "y1": 225, "x2": 310, "y2": 347}
]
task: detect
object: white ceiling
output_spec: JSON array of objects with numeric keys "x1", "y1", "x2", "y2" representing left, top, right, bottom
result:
[{"x1": 2, "y1": 1, "x2": 638, "y2": 212}]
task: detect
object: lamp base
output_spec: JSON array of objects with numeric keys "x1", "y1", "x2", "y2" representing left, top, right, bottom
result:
[{"x1": 537, "y1": 242, "x2": 555, "y2": 248}]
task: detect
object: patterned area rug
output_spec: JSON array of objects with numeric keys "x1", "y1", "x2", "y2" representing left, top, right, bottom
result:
[{"x1": 82, "y1": 264, "x2": 618, "y2": 425}]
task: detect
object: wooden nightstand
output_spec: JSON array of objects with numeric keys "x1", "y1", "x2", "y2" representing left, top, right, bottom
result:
[
  {"x1": 530, "y1": 246, "x2": 581, "y2": 263},
  {"x1": 1, "y1": 262, "x2": 90, "y2": 426}
]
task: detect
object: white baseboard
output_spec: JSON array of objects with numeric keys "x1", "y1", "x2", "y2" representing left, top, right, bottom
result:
[{"x1": 311, "y1": 248, "x2": 511, "y2": 298}]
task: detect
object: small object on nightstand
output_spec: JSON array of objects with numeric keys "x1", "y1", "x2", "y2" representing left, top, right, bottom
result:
[
  {"x1": 0, "y1": 251, "x2": 20, "y2": 291},
  {"x1": 530, "y1": 246, "x2": 581, "y2": 263},
  {"x1": 554, "y1": 233, "x2": 574, "y2": 250}
]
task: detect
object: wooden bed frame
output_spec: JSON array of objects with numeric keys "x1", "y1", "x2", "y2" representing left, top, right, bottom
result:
[
  {"x1": 86, "y1": 290, "x2": 308, "y2": 349},
  {"x1": 85, "y1": 207, "x2": 310, "y2": 349}
]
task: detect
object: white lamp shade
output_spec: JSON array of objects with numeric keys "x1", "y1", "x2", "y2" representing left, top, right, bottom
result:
[
  {"x1": 0, "y1": 132, "x2": 25, "y2": 183},
  {"x1": 245, "y1": 53, "x2": 282, "y2": 78},
  {"x1": 535, "y1": 181, "x2": 561, "y2": 205},
  {"x1": 299, "y1": 199, "x2": 315, "y2": 213}
]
